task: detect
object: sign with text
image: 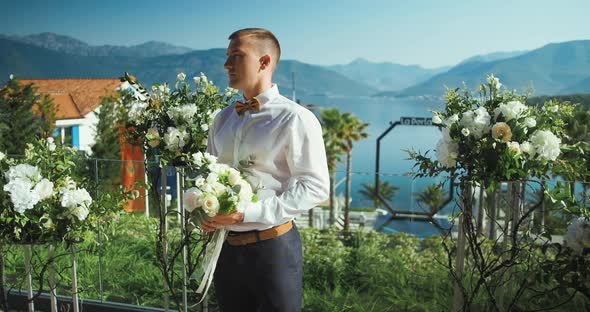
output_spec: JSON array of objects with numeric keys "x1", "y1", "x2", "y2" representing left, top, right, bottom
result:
[{"x1": 400, "y1": 117, "x2": 433, "y2": 126}]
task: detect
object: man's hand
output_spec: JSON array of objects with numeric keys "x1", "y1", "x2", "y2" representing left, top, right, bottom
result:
[{"x1": 201, "y1": 212, "x2": 244, "y2": 232}]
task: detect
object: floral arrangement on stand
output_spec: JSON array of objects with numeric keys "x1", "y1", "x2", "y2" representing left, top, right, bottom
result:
[
  {"x1": 120, "y1": 72, "x2": 238, "y2": 166},
  {"x1": 408, "y1": 74, "x2": 589, "y2": 310},
  {"x1": 119, "y1": 72, "x2": 250, "y2": 308},
  {"x1": 410, "y1": 74, "x2": 576, "y2": 184},
  {"x1": 0, "y1": 137, "x2": 134, "y2": 310},
  {"x1": 0, "y1": 137, "x2": 133, "y2": 244}
]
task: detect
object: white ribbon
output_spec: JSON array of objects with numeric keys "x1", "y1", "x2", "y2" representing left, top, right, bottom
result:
[{"x1": 196, "y1": 228, "x2": 227, "y2": 303}]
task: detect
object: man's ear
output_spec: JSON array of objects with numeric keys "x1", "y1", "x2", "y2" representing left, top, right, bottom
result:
[{"x1": 260, "y1": 55, "x2": 271, "y2": 69}]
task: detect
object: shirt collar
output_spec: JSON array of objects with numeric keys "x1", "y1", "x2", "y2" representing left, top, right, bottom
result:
[{"x1": 249, "y1": 84, "x2": 279, "y2": 107}]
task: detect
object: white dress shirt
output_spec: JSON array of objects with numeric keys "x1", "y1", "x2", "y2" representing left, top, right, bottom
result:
[{"x1": 207, "y1": 84, "x2": 330, "y2": 231}]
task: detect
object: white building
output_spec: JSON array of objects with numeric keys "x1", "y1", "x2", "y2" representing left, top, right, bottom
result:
[{"x1": 20, "y1": 78, "x2": 122, "y2": 155}]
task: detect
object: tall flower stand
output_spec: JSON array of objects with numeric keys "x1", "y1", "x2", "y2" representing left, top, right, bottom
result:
[{"x1": 452, "y1": 181, "x2": 529, "y2": 311}]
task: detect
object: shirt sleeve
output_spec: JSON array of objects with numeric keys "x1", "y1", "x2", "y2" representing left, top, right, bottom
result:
[{"x1": 242, "y1": 110, "x2": 330, "y2": 225}]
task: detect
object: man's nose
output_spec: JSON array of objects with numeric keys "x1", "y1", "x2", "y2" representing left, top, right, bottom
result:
[{"x1": 224, "y1": 59, "x2": 232, "y2": 69}]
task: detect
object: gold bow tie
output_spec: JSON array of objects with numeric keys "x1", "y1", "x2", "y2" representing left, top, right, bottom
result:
[{"x1": 235, "y1": 97, "x2": 261, "y2": 115}]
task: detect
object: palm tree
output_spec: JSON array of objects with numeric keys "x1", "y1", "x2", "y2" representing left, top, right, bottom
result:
[
  {"x1": 358, "y1": 180, "x2": 399, "y2": 209},
  {"x1": 339, "y1": 113, "x2": 369, "y2": 231},
  {"x1": 415, "y1": 184, "x2": 446, "y2": 214},
  {"x1": 320, "y1": 109, "x2": 345, "y2": 226}
]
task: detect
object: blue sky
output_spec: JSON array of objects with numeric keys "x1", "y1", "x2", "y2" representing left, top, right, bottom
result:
[{"x1": 2, "y1": 0, "x2": 589, "y2": 68}]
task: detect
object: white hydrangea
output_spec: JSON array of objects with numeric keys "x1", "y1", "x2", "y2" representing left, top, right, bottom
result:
[
  {"x1": 3, "y1": 179, "x2": 40, "y2": 213},
  {"x1": 61, "y1": 188, "x2": 92, "y2": 208},
  {"x1": 564, "y1": 217, "x2": 590, "y2": 254},
  {"x1": 6, "y1": 164, "x2": 42, "y2": 184},
  {"x1": 494, "y1": 100, "x2": 528, "y2": 121},
  {"x1": 128, "y1": 101, "x2": 148, "y2": 123},
  {"x1": 445, "y1": 114, "x2": 459, "y2": 125},
  {"x1": 167, "y1": 104, "x2": 198, "y2": 123},
  {"x1": 530, "y1": 130, "x2": 561, "y2": 161},
  {"x1": 163, "y1": 127, "x2": 189, "y2": 151},
  {"x1": 459, "y1": 107, "x2": 490, "y2": 139}
]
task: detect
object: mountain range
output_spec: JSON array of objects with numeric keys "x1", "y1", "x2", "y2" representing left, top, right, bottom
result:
[{"x1": 1, "y1": 32, "x2": 589, "y2": 97}]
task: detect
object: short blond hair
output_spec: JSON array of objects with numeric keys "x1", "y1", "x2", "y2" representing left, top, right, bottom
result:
[{"x1": 229, "y1": 28, "x2": 281, "y2": 69}]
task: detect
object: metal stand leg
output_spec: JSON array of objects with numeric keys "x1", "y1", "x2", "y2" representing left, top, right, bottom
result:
[
  {"x1": 24, "y1": 245, "x2": 34, "y2": 312},
  {"x1": 48, "y1": 244, "x2": 58, "y2": 312}
]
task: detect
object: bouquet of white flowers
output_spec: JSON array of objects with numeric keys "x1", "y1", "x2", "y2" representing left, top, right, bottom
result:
[
  {"x1": 119, "y1": 72, "x2": 238, "y2": 166},
  {"x1": 183, "y1": 152, "x2": 256, "y2": 220},
  {"x1": 181, "y1": 151, "x2": 258, "y2": 300},
  {"x1": 409, "y1": 74, "x2": 576, "y2": 184},
  {"x1": 0, "y1": 138, "x2": 133, "y2": 243}
]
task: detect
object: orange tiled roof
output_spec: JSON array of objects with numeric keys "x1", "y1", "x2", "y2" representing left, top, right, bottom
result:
[{"x1": 19, "y1": 78, "x2": 121, "y2": 119}]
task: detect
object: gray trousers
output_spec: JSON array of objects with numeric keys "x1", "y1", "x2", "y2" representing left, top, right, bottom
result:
[{"x1": 213, "y1": 225, "x2": 303, "y2": 312}]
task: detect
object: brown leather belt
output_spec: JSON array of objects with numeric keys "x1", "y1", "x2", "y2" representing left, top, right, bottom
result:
[{"x1": 226, "y1": 221, "x2": 293, "y2": 246}]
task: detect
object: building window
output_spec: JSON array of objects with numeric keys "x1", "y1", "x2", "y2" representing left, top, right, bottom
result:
[{"x1": 53, "y1": 125, "x2": 80, "y2": 148}]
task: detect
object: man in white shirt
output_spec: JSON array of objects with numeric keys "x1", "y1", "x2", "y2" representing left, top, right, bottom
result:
[{"x1": 202, "y1": 28, "x2": 330, "y2": 312}]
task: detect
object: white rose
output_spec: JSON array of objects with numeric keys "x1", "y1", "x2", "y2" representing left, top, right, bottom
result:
[
  {"x1": 33, "y1": 178, "x2": 54, "y2": 200},
  {"x1": 69, "y1": 205, "x2": 90, "y2": 221},
  {"x1": 461, "y1": 128, "x2": 470, "y2": 137},
  {"x1": 46, "y1": 137, "x2": 56, "y2": 151},
  {"x1": 212, "y1": 182, "x2": 226, "y2": 196},
  {"x1": 201, "y1": 123, "x2": 209, "y2": 131},
  {"x1": 193, "y1": 177, "x2": 205, "y2": 187},
  {"x1": 206, "y1": 172, "x2": 218, "y2": 184},
  {"x1": 494, "y1": 100, "x2": 527, "y2": 121},
  {"x1": 183, "y1": 187, "x2": 203, "y2": 212},
  {"x1": 506, "y1": 141, "x2": 521, "y2": 154},
  {"x1": 228, "y1": 168, "x2": 241, "y2": 186},
  {"x1": 201, "y1": 195, "x2": 219, "y2": 217},
  {"x1": 524, "y1": 117, "x2": 536, "y2": 128},
  {"x1": 446, "y1": 114, "x2": 459, "y2": 125},
  {"x1": 64, "y1": 176, "x2": 77, "y2": 190},
  {"x1": 0, "y1": 151, "x2": 5, "y2": 161},
  {"x1": 9, "y1": 74, "x2": 14, "y2": 80},
  {"x1": 520, "y1": 141, "x2": 534, "y2": 156},
  {"x1": 432, "y1": 115, "x2": 442, "y2": 125},
  {"x1": 177, "y1": 72, "x2": 186, "y2": 81},
  {"x1": 192, "y1": 152, "x2": 204, "y2": 167},
  {"x1": 238, "y1": 181, "x2": 253, "y2": 202},
  {"x1": 487, "y1": 74, "x2": 502, "y2": 90},
  {"x1": 163, "y1": 127, "x2": 189, "y2": 151},
  {"x1": 436, "y1": 138, "x2": 458, "y2": 168},
  {"x1": 204, "y1": 152, "x2": 218, "y2": 164},
  {"x1": 530, "y1": 130, "x2": 561, "y2": 161}
]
